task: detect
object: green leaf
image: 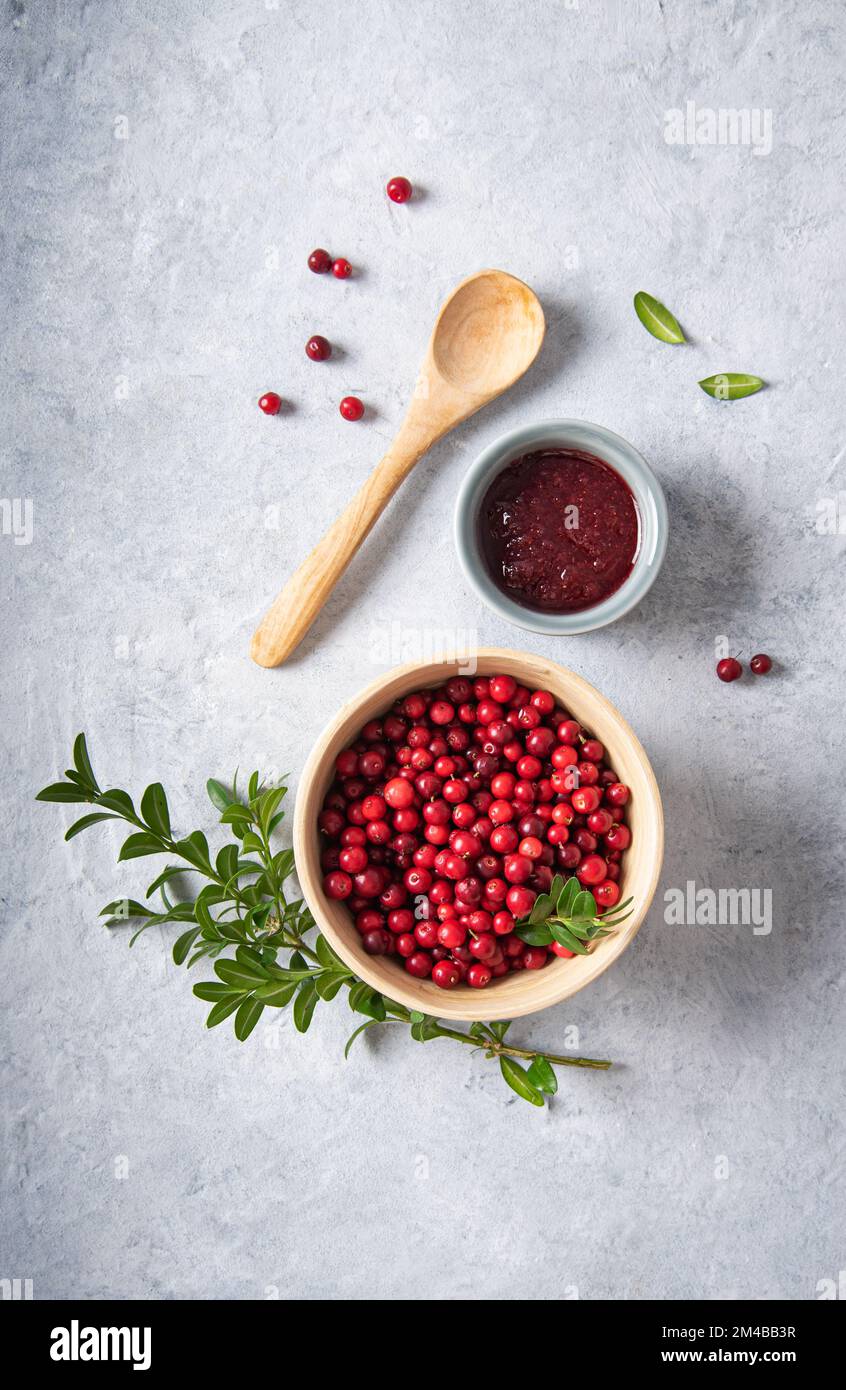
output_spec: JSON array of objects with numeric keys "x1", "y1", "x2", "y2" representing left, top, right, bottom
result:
[
  {"x1": 64, "y1": 811, "x2": 120, "y2": 840},
  {"x1": 410, "y1": 1013, "x2": 442, "y2": 1042},
  {"x1": 344, "y1": 1019, "x2": 381, "y2": 1058},
  {"x1": 173, "y1": 926, "x2": 203, "y2": 965},
  {"x1": 215, "y1": 843, "x2": 239, "y2": 883},
  {"x1": 254, "y1": 978, "x2": 298, "y2": 1006},
  {"x1": 527, "y1": 1056, "x2": 558, "y2": 1095},
  {"x1": 206, "y1": 995, "x2": 243, "y2": 1028},
  {"x1": 99, "y1": 898, "x2": 153, "y2": 920},
  {"x1": 193, "y1": 982, "x2": 237, "y2": 1002},
  {"x1": 72, "y1": 733, "x2": 99, "y2": 790},
  {"x1": 235, "y1": 943, "x2": 266, "y2": 971},
  {"x1": 140, "y1": 783, "x2": 171, "y2": 838},
  {"x1": 498, "y1": 1055, "x2": 545, "y2": 1106},
  {"x1": 515, "y1": 921, "x2": 554, "y2": 946},
  {"x1": 214, "y1": 959, "x2": 268, "y2": 989},
  {"x1": 549, "y1": 921, "x2": 589, "y2": 955},
  {"x1": 315, "y1": 971, "x2": 346, "y2": 1001},
  {"x1": 258, "y1": 786, "x2": 286, "y2": 833},
  {"x1": 557, "y1": 876, "x2": 580, "y2": 916},
  {"x1": 35, "y1": 782, "x2": 92, "y2": 804},
  {"x1": 489, "y1": 1020, "x2": 512, "y2": 1042},
  {"x1": 146, "y1": 865, "x2": 190, "y2": 899},
  {"x1": 173, "y1": 835, "x2": 212, "y2": 873},
  {"x1": 293, "y1": 979, "x2": 319, "y2": 1033},
  {"x1": 348, "y1": 981, "x2": 387, "y2": 1021},
  {"x1": 528, "y1": 893, "x2": 554, "y2": 924},
  {"x1": 315, "y1": 935, "x2": 345, "y2": 971},
  {"x1": 572, "y1": 889, "x2": 597, "y2": 921},
  {"x1": 206, "y1": 778, "x2": 232, "y2": 812},
  {"x1": 95, "y1": 789, "x2": 136, "y2": 818},
  {"x1": 633, "y1": 290, "x2": 685, "y2": 344},
  {"x1": 118, "y1": 831, "x2": 165, "y2": 861},
  {"x1": 698, "y1": 373, "x2": 764, "y2": 401},
  {"x1": 549, "y1": 874, "x2": 565, "y2": 905},
  {"x1": 234, "y1": 995, "x2": 265, "y2": 1041},
  {"x1": 219, "y1": 803, "x2": 254, "y2": 825}
]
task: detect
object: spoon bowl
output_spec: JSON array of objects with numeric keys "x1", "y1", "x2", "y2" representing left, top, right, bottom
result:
[
  {"x1": 250, "y1": 270, "x2": 545, "y2": 668},
  {"x1": 432, "y1": 270, "x2": 545, "y2": 394}
]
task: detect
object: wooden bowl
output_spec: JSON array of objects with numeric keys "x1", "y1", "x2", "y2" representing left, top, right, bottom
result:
[{"x1": 293, "y1": 648, "x2": 664, "y2": 1021}]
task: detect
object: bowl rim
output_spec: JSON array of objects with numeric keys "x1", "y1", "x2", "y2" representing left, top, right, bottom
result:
[
  {"x1": 293, "y1": 647, "x2": 665, "y2": 1022},
  {"x1": 453, "y1": 417, "x2": 669, "y2": 635}
]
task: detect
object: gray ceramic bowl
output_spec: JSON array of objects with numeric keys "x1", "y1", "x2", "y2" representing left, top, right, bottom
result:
[{"x1": 454, "y1": 419, "x2": 668, "y2": 635}]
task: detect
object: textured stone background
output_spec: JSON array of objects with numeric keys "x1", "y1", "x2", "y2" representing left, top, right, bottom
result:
[{"x1": 2, "y1": 0, "x2": 844, "y2": 1300}]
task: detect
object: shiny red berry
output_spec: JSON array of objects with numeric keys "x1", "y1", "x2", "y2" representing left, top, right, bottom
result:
[
  {"x1": 340, "y1": 395, "x2": 364, "y2": 421},
  {"x1": 332, "y1": 257, "x2": 352, "y2": 279},
  {"x1": 386, "y1": 176, "x2": 413, "y2": 203},
  {"x1": 258, "y1": 391, "x2": 282, "y2": 415},
  {"x1": 306, "y1": 335, "x2": 331, "y2": 361},
  {"x1": 308, "y1": 248, "x2": 332, "y2": 273},
  {"x1": 467, "y1": 962, "x2": 492, "y2": 988},
  {"x1": 432, "y1": 959, "x2": 460, "y2": 989},
  {"x1": 750, "y1": 653, "x2": 772, "y2": 674},
  {"x1": 716, "y1": 658, "x2": 742, "y2": 682}
]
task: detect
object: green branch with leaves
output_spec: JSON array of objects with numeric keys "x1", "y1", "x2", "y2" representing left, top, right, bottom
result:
[{"x1": 36, "y1": 734, "x2": 615, "y2": 1108}]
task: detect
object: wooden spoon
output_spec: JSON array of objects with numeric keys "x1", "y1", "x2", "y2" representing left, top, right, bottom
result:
[{"x1": 250, "y1": 269, "x2": 545, "y2": 668}]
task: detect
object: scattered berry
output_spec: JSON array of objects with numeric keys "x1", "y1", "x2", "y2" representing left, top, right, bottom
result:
[
  {"x1": 386, "y1": 176, "x2": 413, "y2": 203},
  {"x1": 716, "y1": 658, "x2": 743, "y2": 683},
  {"x1": 340, "y1": 395, "x2": 364, "y2": 421},
  {"x1": 308, "y1": 248, "x2": 332, "y2": 274},
  {"x1": 258, "y1": 391, "x2": 282, "y2": 415},
  {"x1": 750, "y1": 653, "x2": 772, "y2": 674},
  {"x1": 332, "y1": 257, "x2": 352, "y2": 279},
  {"x1": 305, "y1": 334, "x2": 332, "y2": 362}
]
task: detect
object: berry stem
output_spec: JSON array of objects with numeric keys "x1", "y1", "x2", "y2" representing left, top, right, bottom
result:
[{"x1": 430, "y1": 1025, "x2": 612, "y2": 1070}]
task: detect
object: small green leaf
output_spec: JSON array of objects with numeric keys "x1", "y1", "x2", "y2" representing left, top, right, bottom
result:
[
  {"x1": 118, "y1": 832, "x2": 165, "y2": 861},
  {"x1": 140, "y1": 782, "x2": 171, "y2": 838},
  {"x1": 206, "y1": 778, "x2": 232, "y2": 812},
  {"x1": 234, "y1": 995, "x2": 265, "y2": 1041},
  {"x1": 498, "y1": 1056, "x2": 545, "y2": 1106},
  {"x1": 348, "y1": 981, "x2": 387, "y2": 1022},
  {"x1": 315, "y1": 935, "x2": 346, "y2": 970},
  {"x1": 64, "y1": 812, "x2": 119, "y2": 840},
  {"x1": 35, "y1": 782, "x2": 92, "y2": 804},
  {"x1": 557, "y1": 876, "x2": 580, "y2": 916},
  {"x1": 293, "y1": 979, "x2": 319, "y2": 1033},
  {"x1": 528, "y1": 893, "x2": 554, "y2": 924},
  {"x1": 633, "y1": 290, "x2": 685, "y2": 344},
  {"x1": 146, "y1": 865, "x2": 190, "y2": 899},
  {"x1": 206, "y1": 995, "x2": 243, "y2": 1028},
  {"x1": 193, "y1": 982, "x2": 238, "y2": 1002},
  {"x1": 99, "y1": 898, "x2": 153, "y2": 920},
  {"x1": 698, "y1": 373, "x2": 764, "y2": 401},
  {"x1": 572, "y1": 889, "x2": 597, "y2": 920},
  {"x1": 515, "y1": 921, "x2": 554, "y2": 946},
  {"x1": 527, "y1": 1056, "x2": 558, "y2": 1095},
  {"x1": 218, "y1": 804, "x2": 254, "y2": 826},
  {"x1": 95, "y1": 789, "x2": 136, "y2": 818},
  {"x1": 254, "y1": 978, "x2": 298, "y2": 1007},
  {"x1": 72, "y1": 733, "x2": 98, "y2": 790},
  {"x1": 489, "y1": 1020, "x2": 512, "y2": 1042},
  {"x1": 315, "y1": 971, "x2": 346, "y2": 1001},
  {"x1": 549, "y1": 921, "x2": 589, "y2": 955},
  {"x1": 173, "y1": 926, "x2": 203, "y2": 965},
  {"x1": 344, "y1": 1019, "x2": 381, "y2": 1059},
  {"x1": 215, "y1": 959, "x2": 268, "y2": 989}
]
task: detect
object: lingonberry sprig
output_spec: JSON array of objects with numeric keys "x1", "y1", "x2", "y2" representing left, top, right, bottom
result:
[
  {"x1": 514, "y1": 873, "x2": 633, "y2": 954},
  {"x1": 36, "y1": 735, "x2": 614, "y2": 1108}
]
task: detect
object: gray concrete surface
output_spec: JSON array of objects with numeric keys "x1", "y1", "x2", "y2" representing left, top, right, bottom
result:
[{"x1": 2, "y1": 0, "x2": 844, "y2": 1301}]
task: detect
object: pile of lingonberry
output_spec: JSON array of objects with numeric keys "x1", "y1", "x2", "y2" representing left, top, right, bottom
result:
[{"x1": 317, "y1": 674, "x2": 632, "y2": 990}]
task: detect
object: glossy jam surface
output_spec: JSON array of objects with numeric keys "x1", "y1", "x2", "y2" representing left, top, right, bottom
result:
[{"x1": 478, "y1": 449, "x2": 640, "y2": 613}]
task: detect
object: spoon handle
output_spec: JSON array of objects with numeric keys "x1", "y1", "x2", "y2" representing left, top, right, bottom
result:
[{"x1": 250, "y1": 425, "x2": 430, "y2": 667}]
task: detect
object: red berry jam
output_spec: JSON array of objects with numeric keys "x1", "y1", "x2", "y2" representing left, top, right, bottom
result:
[
  {"x1": 317, "y1": 676, "x2": 632, "y2": 989},
  {"x1": 478, "y1": 450, "x2": 640, "y2": 612}
]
